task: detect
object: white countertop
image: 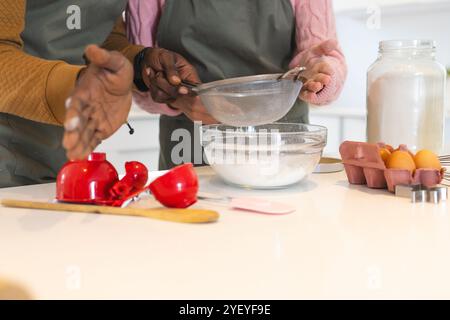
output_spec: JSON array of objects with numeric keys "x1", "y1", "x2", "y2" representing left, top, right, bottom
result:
[{"x1": 1, "y1": 167, "x2": 450, "y2": 299}]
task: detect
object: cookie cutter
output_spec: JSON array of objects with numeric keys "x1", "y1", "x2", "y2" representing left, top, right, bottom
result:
[
  {"x1": 428, "y1": 187, "x2": 448, "y2": 204},
  {"x1": 395, "y1": 184, "x2": 448, "y2": 204}
]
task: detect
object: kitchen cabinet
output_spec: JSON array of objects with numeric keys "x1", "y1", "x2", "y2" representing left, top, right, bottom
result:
[
  {"x1": 100, "y1": 106, "x2": 367, "y2": 165},
  {"x1": 96, "y1": 106, "x2": 160, "y2": 171},
  {"x1": 98, "y1": 105, "x2": 450, "y2": 165},
  {"x1": 2, "y1": 167, "x2": 450, "y2": 299},
  {"x1": 309, "y1": 107, "x2": 366, "y2": 155}
]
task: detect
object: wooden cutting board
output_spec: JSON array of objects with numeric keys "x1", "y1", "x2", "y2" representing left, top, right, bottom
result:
[{"x1": 1, "y1": 199, "x2": 219, "y2": 224}]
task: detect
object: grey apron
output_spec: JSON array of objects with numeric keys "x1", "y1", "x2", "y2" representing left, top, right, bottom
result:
[
  {"x1": 156, "y1": 0, "x2": 309, "y2": 170},
  {"x1": 0, "y1": 0, "x2": 126, "y2": 188}
]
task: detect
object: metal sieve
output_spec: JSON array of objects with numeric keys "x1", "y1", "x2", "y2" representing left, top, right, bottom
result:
[{"x1": 182, "y1": 68, "x2": 305, "y2": 126}]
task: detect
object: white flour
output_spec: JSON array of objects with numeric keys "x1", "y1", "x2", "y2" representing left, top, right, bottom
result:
[
  {"x1": 367, "y1": 68, "x2": 445, "y2": 153},
  {"x1": 204, "y1": 142, "x2": 321, "y2": 188}
]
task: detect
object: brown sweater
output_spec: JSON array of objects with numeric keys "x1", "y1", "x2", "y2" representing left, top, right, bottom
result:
[{"x1": 0, "y1": 1, "x2": 143, "y2": 126}]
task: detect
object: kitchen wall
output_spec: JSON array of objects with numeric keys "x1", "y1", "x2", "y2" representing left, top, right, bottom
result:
[
  {"x1": 333, "y1": 0, "x2": 450, "y2": 111},
  {"x1": 312, "y1": 0, "x2": 450, "y2": 155}
]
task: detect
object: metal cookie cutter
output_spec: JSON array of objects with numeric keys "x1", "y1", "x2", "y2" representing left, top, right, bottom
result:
[
  {"x1": 412, "y1": 188, "x2": 429, "y2": 203},
  {"x1": 427, "y1": 187, "x2": 448, "y2": 204},
  {"x1": 395, "y1": 184, "x2": 448, "y2": 204}
]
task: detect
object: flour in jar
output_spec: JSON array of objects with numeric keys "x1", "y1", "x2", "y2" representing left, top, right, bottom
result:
[{"x1": 367, "y1": 68, "x2": 445, "y2": 153}]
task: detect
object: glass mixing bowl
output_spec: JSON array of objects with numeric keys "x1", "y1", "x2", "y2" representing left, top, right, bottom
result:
[{"x1": 201, "y1": 123, "x2": 327, "y2": 189}]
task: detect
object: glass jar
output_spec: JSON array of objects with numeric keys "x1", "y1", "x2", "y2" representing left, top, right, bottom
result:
[{"x1": 367, "y1": 40, "x2": 446, "y2": 154}]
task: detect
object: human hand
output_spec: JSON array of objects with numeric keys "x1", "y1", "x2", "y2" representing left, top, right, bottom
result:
[
  {"x1": 169, "y1": 95, "x2": 218, "y2": 124},
  {"x1": 297, "y1": 40, "x2": 337, "y2": 103},
  {"x1": 63, "y1": 45, "x2": 133, "y2": 160},
  {"x1": 141, "y1": 48, "x2": 200, "y2": 103}
]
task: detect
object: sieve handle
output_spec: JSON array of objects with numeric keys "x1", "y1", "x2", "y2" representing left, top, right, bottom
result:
[
  {"x1": 180, "y1": 80, "x2": 200, "y2": 94},
  {"x1": 278, "y1": 66, "x2": 306, "y2": 81}
]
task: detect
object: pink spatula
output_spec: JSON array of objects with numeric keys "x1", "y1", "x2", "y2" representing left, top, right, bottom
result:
[{"x1": 198, "y1": 193, "x2": 295, "y2": 215}]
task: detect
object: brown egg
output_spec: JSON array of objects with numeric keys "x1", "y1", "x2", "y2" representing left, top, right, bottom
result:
[
  {"x1": 379, "y1": 148, "x2": 391, "y2": 165},
  {"x1": 394, "y1": 145, "x2": 415, "y2": 158},
  {"x1": 385, "y1": 144, "x2": 394, "y2": 153},
  {"x1": 414, "y1": 150, "x2": 441, "y2": 170},
  {"x1": 387, "y1": 151, "x2": 416, "y2": 172}
]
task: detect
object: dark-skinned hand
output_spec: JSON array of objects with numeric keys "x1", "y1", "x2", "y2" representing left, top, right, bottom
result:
[
  {"x1": 141, "y1": 48, "x2": 217, "y2": 123},
  {"x1": 169, "y1": 94, "x2": 218, "y2": 125},
  {"x1": 63, "y1": 45, "x2": 133, "y2": 160},
  {"x1": 141, "y1": 48, "x2": 198, "y2": 101}
]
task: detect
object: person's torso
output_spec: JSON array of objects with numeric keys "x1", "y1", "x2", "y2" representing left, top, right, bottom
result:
[
  {"x1": 156, "y1": 0, "x2": 308, "y2": 123},
  {"x1": 157, "y1": 0, "x2": 297, "y2": 83},
  {"x1": 22, "y1": 0, "x2": 127, "y2": 64}
]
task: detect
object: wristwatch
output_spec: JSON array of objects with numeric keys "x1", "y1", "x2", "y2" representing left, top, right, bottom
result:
[{"x1": 133, "y1": 48, "x2": 150, "y2": 92}]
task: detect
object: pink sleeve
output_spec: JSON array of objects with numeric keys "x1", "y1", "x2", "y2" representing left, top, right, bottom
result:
[
  {"x1": 126, "y1": 0, "x2": 165, "y2": 47},
  {"x1": 290, "y1": 0, "x2": 347, "y2": 106},
  {"x1": 126, "y1": 0, "x2": 182, "y2": 116}
]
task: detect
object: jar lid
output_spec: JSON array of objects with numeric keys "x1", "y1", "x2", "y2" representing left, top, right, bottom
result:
[{"x1": 379, "y1": 39, "x2": 436, "y2": 51}]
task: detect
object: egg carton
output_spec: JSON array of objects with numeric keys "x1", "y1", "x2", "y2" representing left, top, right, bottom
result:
[{"x1": 339, "y1": 141, "x2": 444, "y2": 192}]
